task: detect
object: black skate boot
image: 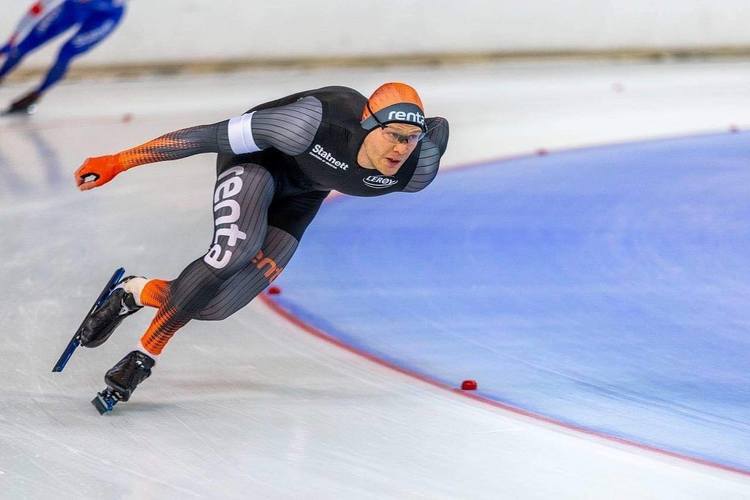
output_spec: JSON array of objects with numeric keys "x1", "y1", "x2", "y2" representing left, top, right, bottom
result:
[
  {"x1": 79, "y1": 278, "x2": 143, "y2": 348},
  {"x1": 92, "y1": 350, "x2": 156, "y2": 414},
  {"x1": 4, "y1": 90, "x2": 41, "y2": 115},
  {"x1": 104, "y1": 350, "x2": 155, "y2": 401}
]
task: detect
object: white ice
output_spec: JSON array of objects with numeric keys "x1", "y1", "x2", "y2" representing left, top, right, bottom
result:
[{"x1": 1, "y1": 60, "x2": 750, "y2": 499}]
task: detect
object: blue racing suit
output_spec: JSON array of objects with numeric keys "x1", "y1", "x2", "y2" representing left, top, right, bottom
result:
[{"x1": 0, "y1": 0, "x2": 126, "y2": 94}]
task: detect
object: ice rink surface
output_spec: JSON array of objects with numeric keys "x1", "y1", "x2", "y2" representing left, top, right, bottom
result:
[{"x1": 2, "y1": 60, "x2": 750, "y2": 499}]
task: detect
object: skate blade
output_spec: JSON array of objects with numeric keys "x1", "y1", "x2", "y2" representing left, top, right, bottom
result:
[
  {"x1": 1, "y1": 104, "x2": 36, "y2": 117},
  {"x1": 91, "y1": 390, "x2": 118, "y2": 415},
  {"x1": 51, "y1": 267, "x2": 125, "y2": 373}
]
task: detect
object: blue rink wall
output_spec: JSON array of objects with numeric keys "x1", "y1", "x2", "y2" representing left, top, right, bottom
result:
[{"x1": 270, "y1": 131, "x2": 750, "y2": 473}]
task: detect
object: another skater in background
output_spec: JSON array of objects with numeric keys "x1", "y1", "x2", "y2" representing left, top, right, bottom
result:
[
  {"x1": 73, "y1": 82, "x2": 449, "y2": 412},
  {"x1": 0, "y1": 0, "x2": 127, "y2": 115}
]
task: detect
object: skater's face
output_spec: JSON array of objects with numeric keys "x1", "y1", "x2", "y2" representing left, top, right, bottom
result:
[{"x1": 358, "y1": 123, "x2": 423, "y2": 176}]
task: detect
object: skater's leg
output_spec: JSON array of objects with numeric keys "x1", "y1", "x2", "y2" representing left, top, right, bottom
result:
[
  {"x1": 99, "y1": 174, "x2": 327, "y2": 405},
  {"x1": 33, "y1": 7, "x2": 124, "y2": 95},
  {"x1": 0, "y1": 1, "x2": 78, "y2": 82},
  {"x1": 127, "y1": 227, "x2": 297, "y2": 319},
  {"x1": 124, "y1": 227, "x2": 297, "y2": 320},
  {"x1": 139, "y1": 279, "x2": 170, "y2": 307},
  {"x1": 137, "y1": 164, "x2": 276, "y2": 357},
  {"x1": 112, "y1": 277, "x2": 169, "y2": 309},
  {"x1": 121, "y1": 184, "x2": 328, "y2": 318},
  {"x1": 194, "y1": 189, "x2": 329, "y2": 320},
  {"x1": 194, "y1": 226, "x2": 298, "y2": 320}
]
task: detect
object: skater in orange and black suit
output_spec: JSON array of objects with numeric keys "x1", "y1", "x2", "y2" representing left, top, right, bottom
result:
[{"x1": 75, "y1": 83, "x2": 449, "y2": 405}]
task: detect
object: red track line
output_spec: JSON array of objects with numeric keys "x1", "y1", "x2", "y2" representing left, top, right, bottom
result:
[{"x1": 259, "y1": 293, "x2": 750, "y2": 478}]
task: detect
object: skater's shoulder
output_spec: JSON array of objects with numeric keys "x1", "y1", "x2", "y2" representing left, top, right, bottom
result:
[
  {"x1": 302, "y1": 87, "x2": 367, "y2": 130},
  {"x1": 308, "y1": 86, "x2": 367, "y2": 106}
]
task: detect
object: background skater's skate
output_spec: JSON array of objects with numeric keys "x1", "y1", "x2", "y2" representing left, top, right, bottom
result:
[
  {"x1": 92, "y1": 350, "x2": 155, "y2": 414},
  {"x1": 2, "y1": 90, "x2": 41, "y2": 116}
]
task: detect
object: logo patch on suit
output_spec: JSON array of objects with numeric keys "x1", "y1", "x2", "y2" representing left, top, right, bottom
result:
[
  {"x1": 363, "y1": 175, "x2": 399, "y2": 189},
  {"x1": 309, "y1": 144, "x2": 350, "y2": 171}
]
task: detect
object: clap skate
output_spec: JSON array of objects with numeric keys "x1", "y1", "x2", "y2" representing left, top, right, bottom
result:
[
  {"x1": 3, "y1": 90, "x2": 41, "y2": 116},
  {"x1": 92, "y1": 350, "x2": 155, "y2": 414},
  {"x1": 78, "y1": 277, "x2": 143, "y2": 348},
  {"x1": 52, "y1": 267, "x2": 125, "y2": 372}
]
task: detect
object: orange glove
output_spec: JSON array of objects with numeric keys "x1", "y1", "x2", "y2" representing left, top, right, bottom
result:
[{"x1": 74, "y1": 155, "x2": 123, "y2": 191}]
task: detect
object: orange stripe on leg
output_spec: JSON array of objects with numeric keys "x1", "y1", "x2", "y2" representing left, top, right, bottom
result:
[
  {"x1": 139, "y1": 306, "x2": 184, "y2": 356},
  {"x1": 141, "y1": 279, "x2": 170, "y2": 308}
]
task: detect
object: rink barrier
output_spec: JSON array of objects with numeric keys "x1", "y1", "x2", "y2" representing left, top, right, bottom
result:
[{"x1": 5, "y1": 46, "x2": 750, "y2": 83}]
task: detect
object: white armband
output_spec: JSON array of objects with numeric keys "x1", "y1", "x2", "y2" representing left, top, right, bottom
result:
[{"x1": 228, "y1": 112, "x2": 260, "y2": 154}]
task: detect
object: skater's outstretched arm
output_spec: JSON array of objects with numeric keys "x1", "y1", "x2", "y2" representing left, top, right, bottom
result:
[
  {"x1": 75, "y1": 97, "x2": 323, "y2": 191},
  {"x1": 75, "y1": 122, "x2": 233, "y2": 190}
]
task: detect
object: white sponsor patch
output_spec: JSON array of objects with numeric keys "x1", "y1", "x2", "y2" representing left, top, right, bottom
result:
[
  {"x1": 204, "y1": 166, "x2": 248, "y2": 269},
  {"x1": 309, "y1": 144, "x2": 349, "y2": 171},
  {"x1": 363, "y1": 175, "x2": 399, "y2": 189},
  {"x1": 387, "y1": 110, "x2": 425, "y2": 127}
]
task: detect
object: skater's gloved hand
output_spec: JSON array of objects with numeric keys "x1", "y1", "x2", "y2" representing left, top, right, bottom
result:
[{"x1": 75, "y1": 155, "x2": 123, "y2": 191}]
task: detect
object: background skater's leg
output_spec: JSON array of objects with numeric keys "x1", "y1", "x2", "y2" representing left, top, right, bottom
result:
[
  {"x1": 7, "y1": 7, "x2": 124, "y2": 113},
  {"x1": 0, "y1": 1, "x2": 77, "y2": 83}
]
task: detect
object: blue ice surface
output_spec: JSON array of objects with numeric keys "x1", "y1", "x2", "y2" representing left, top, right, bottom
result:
[{"x1": 272, "y1": 131, "x2": 750, "y2": 473}]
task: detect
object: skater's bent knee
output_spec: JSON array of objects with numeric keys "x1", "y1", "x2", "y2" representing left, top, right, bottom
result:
[{"x1": 203, "y1": 241, "x2": 262, "y2": 281}]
